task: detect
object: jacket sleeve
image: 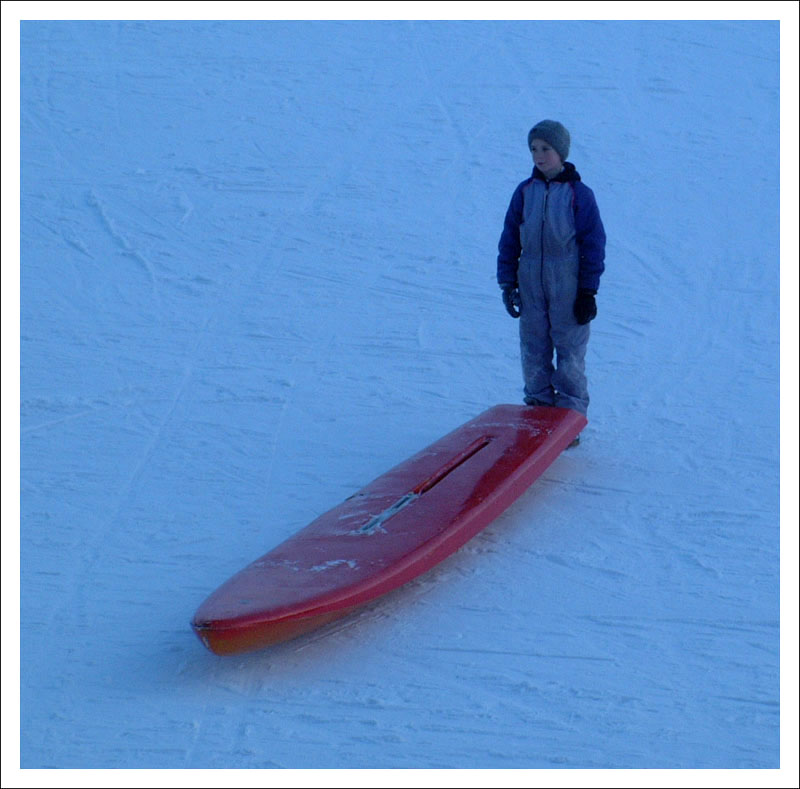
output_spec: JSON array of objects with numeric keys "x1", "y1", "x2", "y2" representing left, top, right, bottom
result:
[
  {"x1": 496, "y1": 182, "x2": 525, "y2": 287},
  {"x1": 573, "y1": 182, "x2": 606, "y2": 292}
]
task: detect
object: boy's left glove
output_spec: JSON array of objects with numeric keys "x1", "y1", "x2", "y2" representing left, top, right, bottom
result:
[{"x1": 573, "y1": 289, "x2": 597, "y2": 324}]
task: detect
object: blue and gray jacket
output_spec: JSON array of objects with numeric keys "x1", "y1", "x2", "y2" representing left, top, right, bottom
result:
[{"x1": 497, "y1": 163, "x2": 606, "y2": 293}]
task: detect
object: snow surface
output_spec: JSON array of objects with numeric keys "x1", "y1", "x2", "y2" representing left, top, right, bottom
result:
[{"x1": 9, "y1": 9, "x2": 796, "y2": 778}]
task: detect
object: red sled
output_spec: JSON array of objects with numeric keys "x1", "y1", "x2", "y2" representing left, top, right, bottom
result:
[{"x1": 191, "y1": 404, "x2": 586, "y2": 655}]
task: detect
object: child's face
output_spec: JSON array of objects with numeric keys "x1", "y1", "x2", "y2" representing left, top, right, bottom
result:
[{"x1": 530, "y1": 139, "x2": 563, "y2": 179}]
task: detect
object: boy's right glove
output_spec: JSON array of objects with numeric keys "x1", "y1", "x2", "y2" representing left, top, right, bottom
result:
[{"x1": 501, "y1": 285, "x2": 521, "y2": 318}]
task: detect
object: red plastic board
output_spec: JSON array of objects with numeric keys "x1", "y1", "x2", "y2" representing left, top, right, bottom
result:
[{"x1": 192, "y1": 404, "x2": 586, "y2": 655}]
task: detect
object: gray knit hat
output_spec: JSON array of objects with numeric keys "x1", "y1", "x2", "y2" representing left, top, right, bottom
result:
[{"x1": 527, "y1": 119, "x2": 570, "y2": 161}]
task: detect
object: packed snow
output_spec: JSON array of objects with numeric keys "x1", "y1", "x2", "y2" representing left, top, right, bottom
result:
[{"x1": 7, "y1": 6, "x2": 798, "y2": 781}]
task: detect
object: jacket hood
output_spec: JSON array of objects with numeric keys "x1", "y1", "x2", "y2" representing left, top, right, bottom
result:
[{"x1": 532, "y1": 161, "x2": 581, "y2": 183}]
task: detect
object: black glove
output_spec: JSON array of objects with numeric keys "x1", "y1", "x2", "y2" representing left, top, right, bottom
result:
[
  {"x1": 573, "y1": 289, "x2": 597, "y2": 324},
  {"x1": 501, "y1": 285, "x2": 521, "y2": 318}
]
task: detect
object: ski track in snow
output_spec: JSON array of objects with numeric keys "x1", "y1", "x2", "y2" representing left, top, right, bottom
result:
[{"x1": 18, "y1": 20, "x2": 781, "y2": 770}]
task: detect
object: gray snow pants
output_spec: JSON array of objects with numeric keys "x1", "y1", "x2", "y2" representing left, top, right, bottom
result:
[{"x1": 517, "y1": 254, "x2": 590, "y2": 415}]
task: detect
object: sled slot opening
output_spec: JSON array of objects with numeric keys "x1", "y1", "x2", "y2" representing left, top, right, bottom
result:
[
  {"x1": 414, "y1": 436, "x2": 492, "y2": 495},
  {"x1": 354, "y1": 436, "x2": 492, "y2": 535}
]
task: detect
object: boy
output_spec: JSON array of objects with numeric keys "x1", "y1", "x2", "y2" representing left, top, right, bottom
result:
[{"x1": 497, "y1": 120, "x2": 606, "y2": 420}]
